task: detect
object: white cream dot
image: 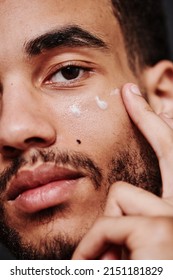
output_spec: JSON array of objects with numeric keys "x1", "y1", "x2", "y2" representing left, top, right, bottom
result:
[
  {"x1": 69, "y1": 104, "x2": 81, "y2": 117},
  {"x1": 110, "y1": 88, "x2": 120, "y2": 96},
  {"x1": 95, "y1": 96, "x2": 108, "y2": 110}
]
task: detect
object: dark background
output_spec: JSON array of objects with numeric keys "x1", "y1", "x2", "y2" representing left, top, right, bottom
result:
[
  {"x1": 0, "y1": 0, "x2": 173, "y2": 260},
  {"x1": 163, "y1": 0, "x2": 173, "y2": 60}
]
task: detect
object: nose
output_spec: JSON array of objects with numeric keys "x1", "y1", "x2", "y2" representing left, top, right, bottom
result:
[{"x1": 0, "y1": 84, "x2": 56, "y2": 156}]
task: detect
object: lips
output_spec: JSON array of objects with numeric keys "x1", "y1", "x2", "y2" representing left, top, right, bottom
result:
[{"x1": 7, "y1": 164, "x2": 84, "y2": 214}]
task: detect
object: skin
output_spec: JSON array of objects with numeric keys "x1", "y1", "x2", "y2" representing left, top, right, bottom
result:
[
  {"x1": 73, "y1": 84, "x2": 173, "y2": 259},
  {"x1": 0, "y1": 0, "x2": 173, "y2": 259},
  {"x1": 0, "y1": 0, "x2": 141, "y2": 258}
]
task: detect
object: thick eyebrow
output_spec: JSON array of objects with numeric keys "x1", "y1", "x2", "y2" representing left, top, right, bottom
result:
[{"x1": 24, "y1": 25, "x2": 109, "y2": 56}]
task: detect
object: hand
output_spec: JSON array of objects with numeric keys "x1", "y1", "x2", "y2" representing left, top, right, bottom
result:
[
  {"x1": 72, "y1": 215, "x2": 173, "y2": 260},
  {"x1": 122, "y1": 83, "x2": 173, "y2": 200},
  {"x1": 72, "y1": 83, "x2": 173, "y2": 260},
  {"x1": 72, "y1": 183, "x2": 173, "y2": 260}
]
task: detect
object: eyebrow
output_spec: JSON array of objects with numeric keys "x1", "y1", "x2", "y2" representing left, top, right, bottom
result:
[{"x1": 24, "y1": 25, "x2": 109, "y2": 56}]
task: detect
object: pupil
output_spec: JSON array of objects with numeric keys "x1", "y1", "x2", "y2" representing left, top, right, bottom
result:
[{"x1": 61, "y1": 66, "x2": 80, "y2": 80}]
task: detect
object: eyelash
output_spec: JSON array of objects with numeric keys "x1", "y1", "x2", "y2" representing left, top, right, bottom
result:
[{"x1": 44, "y1": 62, "x2": 93, "y2": 88}]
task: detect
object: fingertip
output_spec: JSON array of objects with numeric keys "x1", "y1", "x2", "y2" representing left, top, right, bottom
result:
[
  {"x1": 122, "y1": 83, "x2": 142, "y2": 97},
  {"x1": 72, "y1": 249, "x2": 86, "y2": 260},
  {"x1": 71, "y1": 254, "x2": 82, "y2": 260},
  {"x1": 121, "y1": 82, "x2": 152, "y2": 121}
]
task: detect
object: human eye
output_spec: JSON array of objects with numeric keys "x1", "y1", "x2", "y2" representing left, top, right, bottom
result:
[{"x1": 44, "y1": 62, "x2": 93, "y2": 88}]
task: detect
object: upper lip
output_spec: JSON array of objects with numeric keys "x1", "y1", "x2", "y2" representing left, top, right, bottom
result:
[{"x1": 7, "y1": 164, "x2": 84, "y2": 201}]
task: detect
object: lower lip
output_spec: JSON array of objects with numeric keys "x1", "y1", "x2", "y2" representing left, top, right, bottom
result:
[{"x1": 11, "y1": 179, "x2": 80, "y2": 214}]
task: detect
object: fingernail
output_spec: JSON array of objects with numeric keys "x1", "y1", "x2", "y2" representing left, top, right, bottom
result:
[{"x1": 129, "y1": 84, "x2": 141, "y2": 96}]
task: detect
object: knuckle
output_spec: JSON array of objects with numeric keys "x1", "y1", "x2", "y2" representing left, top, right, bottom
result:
[
  {"x1": 94, "y1": 216, "x2": 107, "y2": 228},
  {"x1": 151, "y1": 217, "x2": 173, "y2": 243},
  {"x1": 145, "y1": 104, "x2": 154, "y2": 113},
  {"x1": 109, "y1": 181, "x2": 126, "y2": 195},
  {"x1": 93, "y1": 216, "x2": 114, "y2": 231},
  {"x1": 107, "y1": 182, "x2": 122, "y2": 200},
  {"x1": 134, "y1": 104, "x2": 153, "y2": 126}
]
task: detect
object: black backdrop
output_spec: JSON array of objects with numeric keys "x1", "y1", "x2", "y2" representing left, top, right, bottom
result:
[
  {"x1": 0, "y1": 0, "x2": 173, "y2": 260},
  {"x1": 163, "y1": 0, "x2": 173, "y2": 60}
]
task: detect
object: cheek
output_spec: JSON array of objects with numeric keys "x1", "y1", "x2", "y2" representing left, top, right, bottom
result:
[{"x1": 48, "y1": 88, "x2": 130, "y2": 163}]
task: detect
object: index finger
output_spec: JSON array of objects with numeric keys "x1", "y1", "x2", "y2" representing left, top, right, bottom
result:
[{"x1": 121, "y1": 83, "x2": 173, "y2": 198}]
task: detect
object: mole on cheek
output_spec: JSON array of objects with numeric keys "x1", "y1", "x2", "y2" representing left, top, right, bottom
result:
[{"x1": 76, "y1": 139, "x2": 81, "y2": 144}]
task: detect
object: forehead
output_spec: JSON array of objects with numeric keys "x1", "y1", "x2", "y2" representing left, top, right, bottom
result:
[
  {"x1": 0, "y1": 0, "x2": 121, "y2": 52},
  {"x1": 0, "y1": 0, "x2": 112, "y2": 22}
]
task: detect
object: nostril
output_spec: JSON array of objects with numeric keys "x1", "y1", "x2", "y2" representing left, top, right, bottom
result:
[
  {"x1": 2, "y1": 138, "x2": 46, "y2": 154},
  {"x1": 2, "y1": 145, "x2": 21, "y2": 157},
  {"x1": 24, "y1": 137, "x2": 47, "y2": 146},
  {"x1": 3, "y1": 146, "x2": 17, "y2": 153}
]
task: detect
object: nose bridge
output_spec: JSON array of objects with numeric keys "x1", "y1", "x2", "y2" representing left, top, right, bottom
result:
[
  {"x1": 1, "y1": 79, "x2": 39, "y2": 128},
  {"x1": 0, "y1": 78, "x2": 56, "y2": 151}
]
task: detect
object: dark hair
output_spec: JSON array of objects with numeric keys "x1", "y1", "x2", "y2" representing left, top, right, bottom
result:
[{"x1": 111, "y1": 0, "x2": 171, "y2": 73}]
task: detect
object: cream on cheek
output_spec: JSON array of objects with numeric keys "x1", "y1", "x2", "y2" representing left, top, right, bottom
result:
[
  {"x1": 94, "y1": 88, "x2": 120, "y2": 111},
  {"x1": 67, "y1": 88, "x2": 120, "y2": 118},
  {"x1": 64, "y1": 88, "x2": 121, "y2": 147},
  {"x1": 110, "y1": 88, "x2": 120, "y2": 96},
  {"x1": 95, "y1": 96, "x2": 108, "y2": 110},
  {"x1": 69, "y1": 104, "x2": 81, "y2": 117}
]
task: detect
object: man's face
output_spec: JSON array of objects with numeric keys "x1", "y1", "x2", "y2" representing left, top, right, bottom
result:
[{"x1": 0, "y1": 0, "x2": 160, "y2": 259}]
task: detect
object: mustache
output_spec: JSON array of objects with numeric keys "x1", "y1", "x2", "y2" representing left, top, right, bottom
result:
[{"x1": 0, "y1": 150, "x2": 103, "y2": 193}]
